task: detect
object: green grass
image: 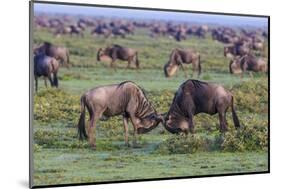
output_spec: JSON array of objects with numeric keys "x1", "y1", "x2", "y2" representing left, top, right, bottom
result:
[
  {"x1": 33, "y1": 148, "x2": 268, "y2": 186},
  {"x1": 32, "y1": 26, "x2": 268, "y2": 186}
]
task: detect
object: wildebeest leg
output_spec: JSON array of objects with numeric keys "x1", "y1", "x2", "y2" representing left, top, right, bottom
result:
[
  {"x1": 111, "y1": 50, "x2": 118, "y2": 71},
  {"x1": 88, "y1": 107, "x2": 104, "y2": 150},
  {"x1": 88, "y1": 113, "x2": 97, "y2": 150},
  {"x1": 129, "y1": 114, "x2": 140, "y2": 147},
  {"x1": 110, "y1": 59, "x2": 117, "y2": 71},
  {"x1": 180, "y1": 63, "x2": 188, "y2": 78},
  {"x1": 218, "y1": 111, "x2": 228, "y2": 132},
  {"x1": 192, "y1": 62, "x2": 196, "y2": 78},
  {"x1": 123, "y1": 116, "x2": 130, "y2": 147},
  {"x1": 48, "y1": 75, "x2": 54, "y2": 87},
  {"x1": 126, "y1": 58, "x2": 132, "y2": 69},
  {"x1": 53, "y1": 72, "x2": 58, "y2": 88},
  {"x1": 188, "y1": 115, "x2": 194, "y2": 134}
]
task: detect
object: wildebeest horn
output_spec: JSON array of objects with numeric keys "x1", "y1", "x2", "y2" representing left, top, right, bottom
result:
[{"x1": 159, "y1": 112, "x2": 167, "y2": 123}]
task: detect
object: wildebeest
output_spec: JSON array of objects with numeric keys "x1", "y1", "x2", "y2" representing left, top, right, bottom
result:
[
  {"x1": 34, "y1": 53, "x2": 60, "y2": 92},
  {"x1": 229, "y1": 54, "x2": 268, "y2": 76},
  {"x1": 69, "y1": 25, "x2": 84, "y2": 37},
  {"x1": 97, "y1": 44, "x2": 140, "y2": 69},
  {"x1": 91, "y1": 26, "x2": 112, "y2": 38},
  {"x1": 224, "y1": 43, "x2": 250, "y2": 58},
  {"x1": 163, "y1": 48, "x2": 201, "y2": 78},
  {"x1": 77, "y1": 81, "x2": 163, "y2": 149},
  {"x1": 34, "y1": 42, "x2": 70, "y2": 67},
  {"x1": 163, "y1": 80, "x2": 241, "y2": 134}
]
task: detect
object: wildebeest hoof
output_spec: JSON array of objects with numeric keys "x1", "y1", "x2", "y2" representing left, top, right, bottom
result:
[{"x1": 92, "y1": 145, "x2": 96, "y2": 150}]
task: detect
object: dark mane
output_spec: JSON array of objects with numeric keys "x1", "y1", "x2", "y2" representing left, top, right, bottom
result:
[
  {"x1": 112, "y1": 44, "x2": 122, "y2": 48},
  {"x1": 182, "y1": 79, "x2": 208, "y2": 89},
  {"x1": 118, "y1": 80, "x2": 134, "y2": 87},
  {"x1": 43, "y1": 41, "x2": 52, "y2": 47},
  {"x1": 118, "y1": 81, "x2": 156, "y2": 116},
  {"x1": 118, "y1": 81, "x2": 149, "y2": 99}
]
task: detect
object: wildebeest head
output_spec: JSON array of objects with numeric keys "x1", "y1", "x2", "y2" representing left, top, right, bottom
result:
[
  {"x1": 162, "y1": 91, "x2": 189, "y2": 134},
  {"x1": 164, "y1": 62, "x2": 179, "y2": 77},
  {"x1": 224, "y1": 46, "x2": 234, "y2": 58},
  {"x1": 33, "y1": 44, "x2": 46, "y2": 55},
  {"x1": 33, "y1": 42, "x2": 52, "y2": 55},
  {"x1": 96, "y1": 47, "x2": 112, "y2": 62},
  {"x1": 229, "y1": 56, "x2": 243, "y2": 74},
  {"x1": 132, "y1": 85, "x2": 164, "y2": 134},
  {"x1": 136, "y1": 113, "x2": 164, "y2": 134},
  {"x1": 163, "y1": 113, "x2": 189, "y2": 134},
  {"x1": 96, "y1": 48, "x2": 103, "y2": 61},
  {"x1": 163, "y1": 49, "x2": 181, "y2": 77}
]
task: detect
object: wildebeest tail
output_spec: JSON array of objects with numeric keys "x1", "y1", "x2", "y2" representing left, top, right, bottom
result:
[
  {"x1": 77, "y1": 94, "x2": 88, "y2": 140},
  {"x1": 135, "y1": 52, "x2": 140, "y2": 69},
  {"x1": 229, "y1": 60, "x2": 233, "y2": 74},
  {"x1": 198, "y1": 54, "x2": 202, "y2": 76},
  {"x1": 231, "y1": 95, "x2": 241, "y2": 128}
]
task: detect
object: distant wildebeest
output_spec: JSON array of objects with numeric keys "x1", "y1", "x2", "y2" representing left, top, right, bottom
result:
[
  {"x1": 111, "y1": 27, "x2": 126, "y2": 38},
  {"x1": 34, "y1": 42, "x2": 70, "y2": 67},
  {"x1": 97, "y1": 44, "x2": 140, "y2": 69},
  {"x1": 229, "y1": 54, "x2": 268, "y2": 76},
  {"x1": 34, "y1": 53, "x2": 60, "y2": 92},
  {"x1": 163, "y1": 48, "x2": 201, "y2": 78},
  {"x1": 77, "y1": 81, "x2": 163, "y2": 149},
  {"x1": 252, "y1": 41, "x2": 265, "y2": 52},
  {"x1": 224, "y1": 43, "x2": 250, "y2": 58},
  {"x1": 163, "y1": 80, "x2": 241, "y2": 134},
  {"x1": 53, "y1": 25, "x2": 72, "y2": 37},
  {"x1": 91, "y1": 26, "x2": 112, "y2": 38},
  {"x1": 69, "y1": 25, "x2": 84, "y2": 37}
]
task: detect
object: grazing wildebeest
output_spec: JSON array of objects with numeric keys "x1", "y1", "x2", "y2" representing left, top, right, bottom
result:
[
  {"x1": 163, "y1": 80, "x2": 240, "y2": 134},
  {"x1": 34, "y1": 42, "x2": 70, "y2": 67},
  {"x1": 77, "y1": 81, "x2": 163, "y2": 149},
  {"x1": 163, "y1": 48, "x2": 201, "y2": 78},
  {"x1": 97, "y1": 44, "x2": 140, "y2": 69},
  {"x1": 229, "y1": 54, "x2": 268, "y2": 76},
  {"x1": 34, "y1": 53, "x2": 60, "y2": 92}
]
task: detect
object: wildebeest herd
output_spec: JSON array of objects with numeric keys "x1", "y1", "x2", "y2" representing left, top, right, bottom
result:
[{"x1": 33, "y1": 13, "x2": 268, "y2": 150}]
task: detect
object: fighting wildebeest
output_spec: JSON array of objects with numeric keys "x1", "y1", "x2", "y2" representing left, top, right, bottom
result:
[
  {"x1": 163, "y1": 80, "x2": 241, "y2": 134},
  {"x1": 34, "y1": 53, "x2": 60, "y2": 92},
  {"x1": 34, "y1": 42, "x2": 70, "y2": 67},
  {"x1": 229, "y1": 54, "x2": 268, "y2": 76},
  {"x1": 77, "y1": 81, "x2": 163, "y2": 149},
  {"x1": 97, "y1": 44, "x2": 140, "y2": 69},
  {"x1": 164, "y1": 48, "x2": 201, "y2": 78}
]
